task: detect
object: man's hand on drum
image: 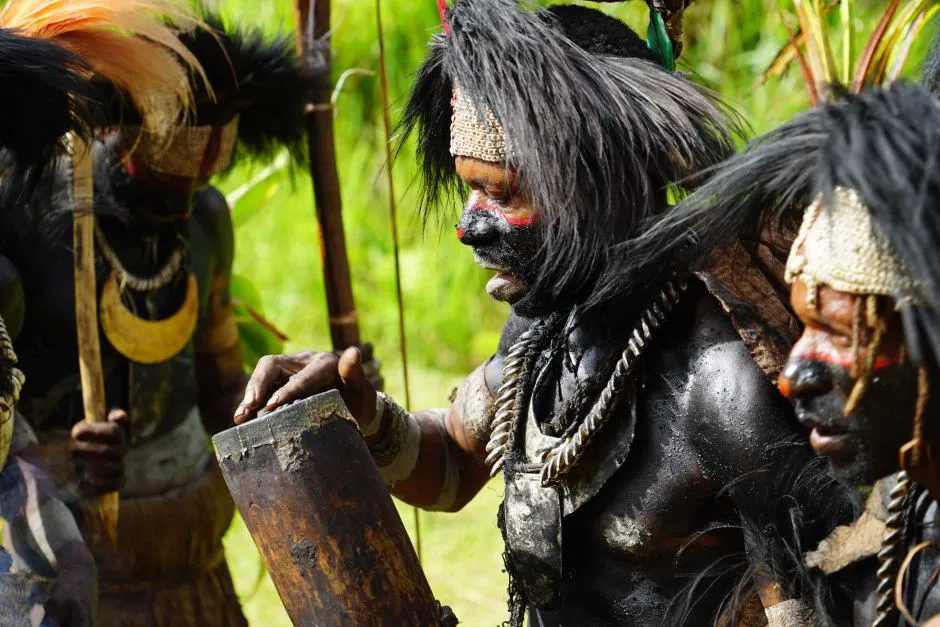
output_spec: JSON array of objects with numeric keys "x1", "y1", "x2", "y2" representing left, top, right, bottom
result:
[{"x1": 234, "y1": 345, "x2": 380, "y2": 430}]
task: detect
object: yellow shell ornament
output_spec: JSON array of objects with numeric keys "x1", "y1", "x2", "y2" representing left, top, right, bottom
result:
[{"x1": 99, "y1": 272, "x2": 199, "y2": 365}]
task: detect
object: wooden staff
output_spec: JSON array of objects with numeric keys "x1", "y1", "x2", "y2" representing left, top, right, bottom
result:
[
  {"x1": 71, "y1": 136, "x2": 119, "y2": 551},
  {"x1": 296, "y1": 0, "x2": 361, "y2": 350}
]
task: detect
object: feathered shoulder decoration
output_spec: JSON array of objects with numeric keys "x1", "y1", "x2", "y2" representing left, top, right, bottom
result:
[
  {"x1": 0, "y1": 27, "x2": 95, "y2": 173},
  {"x1": 0, "y1": 0, "x2": 206, "y2": 185}
]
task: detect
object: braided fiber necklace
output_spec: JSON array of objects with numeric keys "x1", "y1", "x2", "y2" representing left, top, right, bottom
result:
[{"x1": 486, "y1": 278, "x2": 688, "y2": 486}]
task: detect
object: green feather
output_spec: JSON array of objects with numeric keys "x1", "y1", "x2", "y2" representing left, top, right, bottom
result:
[{"x1": 646, "y1": 10, "x2": 675, "y2": 72}]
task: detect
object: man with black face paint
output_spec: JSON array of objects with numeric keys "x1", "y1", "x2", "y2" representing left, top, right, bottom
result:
[
  {"x1": 776, "y1": 130, "x2": 940, "y2": 625},
  {"x1": 235, "y1": 0, "x2": 857, "y2": 624},
  {"x1": 0, "y1": 13, "x2": 323, "y2": 626},
  {"x1": 637, "y1": 10, "x2": 940, "y2": 620}
]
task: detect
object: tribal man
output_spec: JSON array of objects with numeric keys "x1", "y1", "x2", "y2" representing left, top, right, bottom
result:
[
  {"x1": 235, "y1": 1, "x2": 854, "y2": 624},
  {"x1": 0, "y1": 10, "x2": 313, "y2": 626},
  {"x1": 778, "y1": 95, "x2": 940, "y2": 624},
  {"x1": 663, "y1": 82, "x2": 940, "y2": 626},
  {"x1": 634, "y1": 6, "x2": 940, "y2": 624},
  {"x1": 0, "y1": 1, "x2": 227, "y2": 624}
]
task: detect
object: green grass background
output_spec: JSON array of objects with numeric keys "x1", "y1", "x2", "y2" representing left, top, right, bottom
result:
[{"x1": 208, "y1": 0, "x2": 931, "y2": 624}]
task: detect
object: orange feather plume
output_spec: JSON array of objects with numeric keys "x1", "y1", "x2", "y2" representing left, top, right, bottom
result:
[{"x1": 0, "y1": 0, "x2": 210, "y2": 138}]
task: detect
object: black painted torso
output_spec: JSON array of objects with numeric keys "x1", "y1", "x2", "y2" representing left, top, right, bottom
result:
[
  {"x1": 0, "y1": 142, "x2": 220, "y2": 445},
  {"x1": 495, "y1": 281, "x2": 824, "y2": 625}
]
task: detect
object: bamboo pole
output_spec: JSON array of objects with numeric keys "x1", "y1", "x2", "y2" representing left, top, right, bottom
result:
[
  {"x1": 71, "y1": 136, "x2": 119, "y2": 551},
  {"x1": 295, "y1": 0, "x2": 361, "y2": 351}
]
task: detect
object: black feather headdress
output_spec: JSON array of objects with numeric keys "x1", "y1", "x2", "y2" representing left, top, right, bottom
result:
[
  {"x1": 633, "y1": 82, "x2": 940, "y2": 371},
  {"x1": 0, "y1": 28, "x2": 98, "y2": 183},
  {"x1": 175, "y1": 12, "x2": 309, "y2": 166},
  {"x1": 401, "y1": 0, "x2": 744, "y2": 311},
  {"x1": 108, "y1": 11, "x2": 310, "y2": 168}
]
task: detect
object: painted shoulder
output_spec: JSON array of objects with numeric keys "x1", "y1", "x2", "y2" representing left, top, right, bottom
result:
[
  {"x1": 654, "y1": 287, "x2": 799, "y2": 473},
  {"x1": 191, "y1": 186, "x2": 234, "y2": 273}
]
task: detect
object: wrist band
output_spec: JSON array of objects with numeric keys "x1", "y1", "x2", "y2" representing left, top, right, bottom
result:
[{"x1": 370, "y1": 393, "x2": 421, "y2": 486}]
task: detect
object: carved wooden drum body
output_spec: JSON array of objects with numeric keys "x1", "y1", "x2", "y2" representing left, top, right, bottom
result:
[{"x1": 213, "y1": 391, "x2": 440, "y2": 626}]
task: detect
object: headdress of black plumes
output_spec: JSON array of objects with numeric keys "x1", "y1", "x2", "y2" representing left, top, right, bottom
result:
[
  {"x1": 401, "y1": 0, "x2": 744, "y2": 312},
  {"x1": 0, "y1": 29, "x2": 99, "y2": 186},
  {"x1": 110, "y1": 10, "x2": 310, "y2": 169},
  {"x1": 177, "y1": 11, "x2": 309, "y2": 167},
  {"x1": 634, "y1": 81, "x2": 940, "y2": 374}
]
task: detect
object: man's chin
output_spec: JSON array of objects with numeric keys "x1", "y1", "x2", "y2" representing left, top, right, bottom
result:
[
  {"x1": 828, "y1": 452, "x2": 896, "y2": 488},
  {"x1": 486, "y1": 273, "x2": 527, "y2": 304}
]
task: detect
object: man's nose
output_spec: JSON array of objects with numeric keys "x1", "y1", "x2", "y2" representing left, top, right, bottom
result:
[
  {"x1": 778, "y1": 359, "x2": 833, "y2": 400},
  {"x1": 456, "y1": 208, "x2": 499, "y2": 246}
]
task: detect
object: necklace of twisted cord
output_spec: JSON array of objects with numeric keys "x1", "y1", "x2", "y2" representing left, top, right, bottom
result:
[
  {"x1": 873, "y1": 471, "x2": 912, "y2": 626},
  {"x1": 0, "y1": 315, "x2": 24, "y2": 419},
  {"x1": 485, "y1": 278, "x2": 688, "y2": 484},
  {"x1": 485, "y1": 315, "x2": 561, "y2": 477},
  {"x1": 539, "y1": 279, "x2": 687, "y2": 486},
  {"x1": 95, "y1": 226, "x2": 187, "y2": 293}
]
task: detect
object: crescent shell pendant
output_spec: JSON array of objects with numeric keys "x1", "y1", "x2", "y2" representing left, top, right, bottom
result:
[{"x1": 100, "y1": 273, "x2": 199, "y2": 365}]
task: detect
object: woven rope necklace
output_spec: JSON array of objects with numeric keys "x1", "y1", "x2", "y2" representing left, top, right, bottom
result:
[{"x1": 486, "y1": 278, "x2": 688, "y2": 485}]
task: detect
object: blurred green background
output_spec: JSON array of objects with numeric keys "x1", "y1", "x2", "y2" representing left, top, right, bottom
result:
[{"x1": 209, "y1": 0, "x2": 930, "y2": 624}]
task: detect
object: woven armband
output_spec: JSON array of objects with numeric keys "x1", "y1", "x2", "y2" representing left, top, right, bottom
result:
[{"x1": 369, "y1": 393, "x2": 421, "y2": 487}]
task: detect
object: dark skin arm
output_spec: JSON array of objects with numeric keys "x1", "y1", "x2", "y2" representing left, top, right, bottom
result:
[
  {"x1": 191, "y1": 187, "x2": 250, "y2": 436},
  {"x1": 685, "y1": 296, "x2": 822, "y2": 618},
  {"x1": 235, "y1": 348, "x2": 491, "y2": 511},
  {"x1": 234, "y1": 314, "x2": 523, "y2": 511}
]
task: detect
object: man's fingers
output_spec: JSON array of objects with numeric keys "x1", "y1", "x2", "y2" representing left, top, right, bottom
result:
[
  {"x1": 71, "y1": 441, "x2": 123, "y2": 459},
  {"x1": 337, "y1": 347, "x2": 378, "y2": 426},
  {"x1": 70, "y1": 422, "x2": 123, "y2": 445},
  {"x1": 235, "y1": 356, "x2": 284, "y2": 423},
  {"x1": 337, "y1": 347, "x2": 364, "y2": 387},
  {"x1": 267, "y1": 357, "x2": 342, "y2": 410},
  {"x1": 107, "y1": 409, "x2": 129, "y2": 425}
]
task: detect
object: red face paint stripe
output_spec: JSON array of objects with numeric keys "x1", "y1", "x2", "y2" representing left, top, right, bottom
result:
[
  {"x1": 469, "y1": 195, "x2": 537, "y2": 227},
  {"x1": 198, "y1": 124, "x2": 224, "y2": 180},
  {"x1": 456, "y1": 226, "x2": 465, "y2": 240},
  {"x1": 438, "y1": 0, "x2": 451, "y2": 34},
  {"x1": 500, "y1": 211, "x2": 537, "y2": 227}
]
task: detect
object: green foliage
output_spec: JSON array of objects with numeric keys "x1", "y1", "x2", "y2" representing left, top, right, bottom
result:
[
  {"x1": 773, "y1": 0, "x2": 938, "y2": 101},
  {"x1": 231, "y1": 274, "x2": 286, "y2": 370}
]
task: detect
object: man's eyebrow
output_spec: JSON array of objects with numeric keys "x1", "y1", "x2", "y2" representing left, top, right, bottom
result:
[{"x1": 472, "y1": 175, "x2": 506, "y2": 188}]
